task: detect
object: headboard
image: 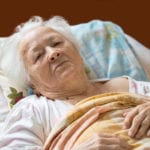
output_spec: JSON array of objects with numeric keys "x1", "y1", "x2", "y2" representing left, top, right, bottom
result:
[{"x1": 0, "y1": 0, "x2": 149, "y2": 48}]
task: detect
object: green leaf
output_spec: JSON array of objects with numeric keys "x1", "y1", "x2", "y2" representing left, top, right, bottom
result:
[
  {"x1": 7, "y1": 87, "x2": 23, "y2": 106},
  {"x1": 10, "y1": 98, "x2": 16, "y2": 105},
  {"x1": 10, "y1": 103, "x2": 14, "y2": 109},
  {"x1": 10, "y1": 87, "x2": 17, "y2": 94},
  {"x1": 16, "y1": 92, "x2": 23, "y2": 97}
]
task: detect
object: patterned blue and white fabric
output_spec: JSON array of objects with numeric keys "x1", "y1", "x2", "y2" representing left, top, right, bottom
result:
[{"x1": 71, "y1": 20, "x2": 148, "y2": 81}]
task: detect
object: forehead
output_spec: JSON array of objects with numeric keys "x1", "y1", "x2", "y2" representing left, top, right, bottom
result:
[{"x1": 19, "y1": 26, "x2": 63, "y2": 49}]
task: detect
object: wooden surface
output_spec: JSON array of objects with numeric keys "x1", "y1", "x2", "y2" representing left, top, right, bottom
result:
[{"x1": 0, "y1": 0, "x2": 149, "y2": 48}]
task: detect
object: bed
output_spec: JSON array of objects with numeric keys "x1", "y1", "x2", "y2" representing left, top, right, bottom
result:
[{"x1": 0, "y1": 19, "x2": 150, "y2": 149}]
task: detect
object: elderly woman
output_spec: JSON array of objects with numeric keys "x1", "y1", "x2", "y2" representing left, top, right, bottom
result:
[{"x1": 0, "y1": 16, "x2": 150, "y2": 150}]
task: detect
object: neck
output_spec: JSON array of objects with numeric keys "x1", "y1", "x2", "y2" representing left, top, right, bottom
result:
[
  {"x1": 40, "y1": 79, "x2": 104, "y2": 104},
  {"x1": 36, "y1": 71, "x2": 105, "y2": 103},
  {"x1": 63, "y1": 82, "x2": 104, "y2": 104}
]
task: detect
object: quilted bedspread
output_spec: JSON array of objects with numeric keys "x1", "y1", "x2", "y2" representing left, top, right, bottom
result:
[{"x1": 44, "y1": 92, "x2": 150, "y2": 150}]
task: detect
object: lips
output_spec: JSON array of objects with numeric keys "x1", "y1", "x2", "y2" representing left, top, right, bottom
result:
[{"x1": 54, "y1": 60, "x2": 70, "y2": 71}]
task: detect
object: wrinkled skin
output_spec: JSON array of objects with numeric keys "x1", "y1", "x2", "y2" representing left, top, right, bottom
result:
[
  {"x1": 19, "y1": 26, "x2": 91, "y2": 100},
  {"x1": 124, "y1": 102, "x2": 150, "y2": 139}
]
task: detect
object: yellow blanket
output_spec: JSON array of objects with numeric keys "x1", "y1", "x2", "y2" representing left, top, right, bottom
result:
[{"x1": 44, "y1": 92, "x2": 150, "y2": 150}]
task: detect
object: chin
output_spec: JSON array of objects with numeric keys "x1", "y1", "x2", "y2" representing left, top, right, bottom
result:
[
  {"x1": 55, "y1": 63, "x2": 76, "y2": 79},
  {"x1": 60, "y1": 68, "x2": 76, "y2": 80}
]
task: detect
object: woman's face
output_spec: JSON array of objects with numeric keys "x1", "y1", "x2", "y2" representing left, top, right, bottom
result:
[{"x1": 19, "y1": 26, "x2": 86, "y2": 98}]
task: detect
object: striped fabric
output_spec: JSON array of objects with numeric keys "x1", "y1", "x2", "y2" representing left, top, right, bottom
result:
[{"x1": 71, "y1": 20, "x2": 148, "y2": 81}]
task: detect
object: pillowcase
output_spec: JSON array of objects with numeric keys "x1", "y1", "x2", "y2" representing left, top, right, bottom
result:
[
  {"x1": 0, "y1": 71, "x2": 27, "y2": 109},
  {"x1": 71, "y1": 20, "x2": 149, "y2": 81}
]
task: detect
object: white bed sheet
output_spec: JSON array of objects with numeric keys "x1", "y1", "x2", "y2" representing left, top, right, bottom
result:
[{"x1": 0, "y1": 88, "x2": 9, "y2": 131}]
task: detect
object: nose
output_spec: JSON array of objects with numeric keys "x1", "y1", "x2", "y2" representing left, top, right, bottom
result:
[{"x1": 46, "y1": 46, "x2": 60, "y2": 62}]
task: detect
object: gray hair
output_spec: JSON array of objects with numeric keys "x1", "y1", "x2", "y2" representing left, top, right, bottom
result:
[{"x1": 0, "y1": 16, "x2": 81, "y2": 90}]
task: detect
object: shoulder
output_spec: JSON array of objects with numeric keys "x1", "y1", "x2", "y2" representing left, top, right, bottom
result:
[
  {"x1": 106, "y1": 77, "x2": 129, "y2": 92},
  {"x1": 0, "y1": 95, "x2": 51, "y2": 148},
  {"x1": 110, "y1": 77, "x2": 129, "y2": 83},
  {"x1": 1, "y1": 95, "x2": 53, "y2": 141},
  {"x1": 12, "y1": 95, "x2": 49, "y2": 111},
  {"x1": 6, "y1": 95, "x2": 50, "y2": 122},
  {"x1": 11, "y1": 95, "x2": 73, "y2": 127}
]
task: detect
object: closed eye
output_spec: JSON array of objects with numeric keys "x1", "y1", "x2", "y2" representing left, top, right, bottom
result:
[
  {"x1": 51, "y1": 41, "x2": 62, "y2": 47},
  {"x1": 36, "y1": 54, "x2": 41, "y2": 61},
  {"x1": 35, "y1": 53, "x2": 44, "y2": 62}
]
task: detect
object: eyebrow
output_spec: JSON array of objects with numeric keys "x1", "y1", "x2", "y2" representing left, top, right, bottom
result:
[
  {"x1": 28, "y1": 34, "x2": 60, "y2": 52},
  {"x1": 46, "y1": 34, "x2": 60, "y2": 44},
  {"x1": 28, "y1": 44, "x2": 41, "y2": 53},
  {"x1": 48, "y1": 35, "x2": 56, "y2": 41}
]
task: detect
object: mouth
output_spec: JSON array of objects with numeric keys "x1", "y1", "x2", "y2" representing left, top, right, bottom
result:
[{"x1": 54, "y1": 60, "x2": 70, "y2": 71}]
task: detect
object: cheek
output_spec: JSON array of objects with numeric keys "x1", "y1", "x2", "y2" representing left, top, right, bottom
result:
[
  {"x1": 29, "y1": 68, "x2": 44, "y2": 86},
  {"x1": 66, "y1": 46, "x2": 82, "y2": 61},
  {"x1": 31, "y1": 65, "x2": 50, "y2": 82},
  {"x1": 25, "y1": 61, "x2": 40, "y2": 81},
  {"x1": 23, "y1": 55, "x2": 34, "y2": 72},
  {"x1": 73, "y1": 51, "x2": 83, "y2": 65},
  {"x1": 69, "y1": 52, "x2": 83, "y2": 69}
]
